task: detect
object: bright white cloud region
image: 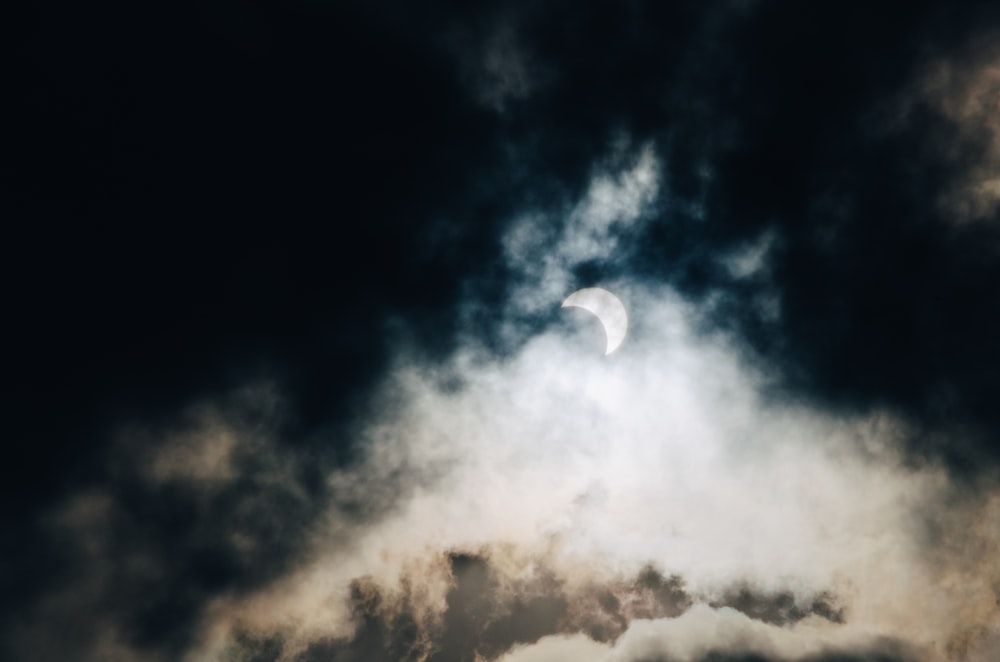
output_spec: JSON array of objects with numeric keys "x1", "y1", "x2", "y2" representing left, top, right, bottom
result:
[{"x1": 29, "y1": 142, "x2": 1000, "y2": 662}]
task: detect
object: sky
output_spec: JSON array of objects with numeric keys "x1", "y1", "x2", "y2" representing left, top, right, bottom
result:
[{"x1": 6, "y1": 1, "x2": 1000, "y2": 660}]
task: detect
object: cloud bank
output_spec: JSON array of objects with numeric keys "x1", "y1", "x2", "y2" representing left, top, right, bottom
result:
[{"x1": 15, "y1": 141, "x2": 1000, "y2": 662}]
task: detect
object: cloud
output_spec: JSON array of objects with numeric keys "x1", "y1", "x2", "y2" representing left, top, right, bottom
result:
[
  {"x1": 211, "y1": 553, "x2": 858, "y2": 662},
  {"x1": 501, "y1": 604, "x2": 919, "y2": 662},
  {"x1": 500, "y1": 140, "x2": 660, "y2": 332},
  {"x1": 456, "y1": 18, "x2": 542, "y2": 113},
  {"x1": 8, "y1": 386, "x2": 329, "y2": 661},
  {"x1": 229, "y1": 147, "x2": 985, "y2": 659},
  {"x1": 901, "y1": 31, "x2": 1000, "y2": 224},
  {"x1": 13, "y1": 140, "x2": 1000, "y2": 662}
]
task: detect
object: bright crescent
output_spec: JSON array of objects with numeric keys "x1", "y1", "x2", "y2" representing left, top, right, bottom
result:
[{"x1": 561, "y1": 287, "x2": 628, "y2": 355}]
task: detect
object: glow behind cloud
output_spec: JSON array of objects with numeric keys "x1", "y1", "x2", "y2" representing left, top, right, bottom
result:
[
  {"x1": 183, "y1": 143, "x2": 998, "y2": 660},
  {"x1": 22, "y1": 142, "x2": 1000, "y2": 662}
]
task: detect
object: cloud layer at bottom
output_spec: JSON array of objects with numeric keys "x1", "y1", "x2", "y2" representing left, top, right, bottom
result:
[{"x1": 30, "y1": 284, "x2": 990, "y2": 662}]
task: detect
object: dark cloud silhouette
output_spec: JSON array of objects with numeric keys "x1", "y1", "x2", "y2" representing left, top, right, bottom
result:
[
  {"x1": 220, "y1": 552, "x2": 854, "y2": 662},
  {"x1": 683, "y1": 652, "x2": 912, "y2": 662},
  {"x1": 710, "y1": 585, "x2": 844, "y2": 628}
]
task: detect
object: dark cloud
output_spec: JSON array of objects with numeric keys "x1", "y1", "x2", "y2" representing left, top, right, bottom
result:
[
  {"x1": 686, "y1": 651, "x2": 912, "y2": 662},
  {"x1": 220, "y1": 551, "x2": 853, "y2": 662},
  {"x1": 710, "y1": 584, "x2": 844, "y2": 628},
  {"x1": 5, "y1": 388, "x2": 331, "y2": 660}
]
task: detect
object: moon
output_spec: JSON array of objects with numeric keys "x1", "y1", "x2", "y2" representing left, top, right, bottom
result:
[{"x1": 561, "y1": 287, "x2": 628, "y2": 355}]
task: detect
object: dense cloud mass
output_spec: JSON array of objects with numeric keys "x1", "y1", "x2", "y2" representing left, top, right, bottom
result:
[{"x1": 6, "y1": 1, "x2": 1000, "y2": 661}]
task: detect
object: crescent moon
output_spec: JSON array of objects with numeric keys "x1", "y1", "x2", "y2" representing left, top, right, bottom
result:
[{"x1": 561, "y1": 287, "x2": 628, "y2": 355}]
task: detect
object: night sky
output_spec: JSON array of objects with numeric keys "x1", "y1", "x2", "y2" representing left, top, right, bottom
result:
[{"x1": 6, "y1": 2, "x2": 1000, "y2": 660}]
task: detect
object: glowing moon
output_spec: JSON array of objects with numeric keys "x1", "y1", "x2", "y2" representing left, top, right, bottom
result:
[{"x1": 561, "y1": 287, "x2": 628, "y2": 355}]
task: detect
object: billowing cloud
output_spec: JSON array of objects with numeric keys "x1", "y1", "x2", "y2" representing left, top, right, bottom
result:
[{"x1": 16, "y1": 142, "x2": 1000, "y2": 662}]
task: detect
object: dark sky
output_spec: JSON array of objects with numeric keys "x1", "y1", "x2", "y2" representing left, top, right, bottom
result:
[{"x1": 6, "y1": 2, "x2": 1000, "y2": 661}]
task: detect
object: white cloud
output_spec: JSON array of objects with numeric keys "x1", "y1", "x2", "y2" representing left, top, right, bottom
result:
[
  {"x1": 503, "y1": 142, "x2": 661, "y2": 316},
  {"x1": 499, "y1": 604, "x2": 916, "y2": 662},
  {"x1": 499, "y1": 633, "x2": 610, "y2": 662},
  {"x1": 178, "y1": 278, "x2": 998, "y2": 660},
  {"x1": 27, "y1": 143, "x2": 1000, "y2": 662}
]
